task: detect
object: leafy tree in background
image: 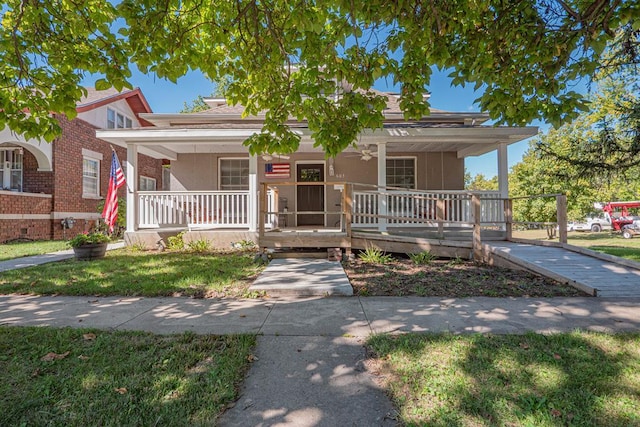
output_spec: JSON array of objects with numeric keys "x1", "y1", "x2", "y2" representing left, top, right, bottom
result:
[
  {"x1": 510, "y1": 73, "x2": 640, "y2": 222},
  {"x1": 181, "y1": 95, "x2": 210, "y2": 114},
  {"x1": 464, "y1": 172, "x2": 499, "y2": 191},
  {"x1": 1, "y1": 1, "x2": 639, "y2": 156},
  {"x1": 181, "y1": 76, "x2": 232, "y2": 113}
]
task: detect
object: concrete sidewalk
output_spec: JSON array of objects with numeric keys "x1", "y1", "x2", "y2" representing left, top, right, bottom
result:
[
  {"x1": 2, "y1": 294, "x2": 640, "y2": 335},
  {"x1": 3, "y1": 295, "x2": 640, "y2": 426}
]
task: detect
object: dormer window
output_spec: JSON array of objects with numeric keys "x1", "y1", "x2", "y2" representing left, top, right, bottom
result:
[{"x1": 107, "y1": 108, "x2": 133, "y2": 129}]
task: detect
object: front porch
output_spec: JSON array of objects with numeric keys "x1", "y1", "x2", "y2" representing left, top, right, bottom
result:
[{"x1": 125, "y1": 183, "x2": 567, "y2": 260}]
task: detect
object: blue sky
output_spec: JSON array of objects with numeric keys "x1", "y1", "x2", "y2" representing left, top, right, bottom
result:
[{"x1": 87, "y1": 67, "x2": 543, "y2": 178}]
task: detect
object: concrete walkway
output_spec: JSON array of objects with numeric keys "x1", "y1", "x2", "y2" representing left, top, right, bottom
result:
[{"x1": 249, "y1": 258, "x2": 353, "y2": 296}]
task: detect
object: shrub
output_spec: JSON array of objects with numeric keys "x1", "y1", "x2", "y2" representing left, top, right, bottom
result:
[
  {"x1": 359, "y1": 245, "x2": 393, "y2": 264},
  {"x1": 68, "y1": 232, "x2": 110, "y2": 248},
  {"x1": 166, "y1": 232, "x2": 186, "y2": 251},
  {"x1": 187, "y1": 239, "x2": 212, "y2": 253},
  {"x1": 96, "y1": 198, "x2": 126, "y2": 237},
  {"x1": 409, "y1": 251, "x2": 436, "y2": 265}
]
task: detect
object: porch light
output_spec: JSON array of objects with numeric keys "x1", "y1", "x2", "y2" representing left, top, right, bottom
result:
[{"x1": 262, "y1": 154, "x2": 273, "y2": 161}]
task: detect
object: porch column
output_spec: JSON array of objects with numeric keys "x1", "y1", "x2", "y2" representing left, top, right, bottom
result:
[
  {"x1": 497, "y1": 143, "x2": 509, "y2": 198},
  {"x1": 126, "y1": 144, "x2": 138, "y2": 233},
  {"x1": 377, "y1": 142, "x2": 387, "y2": 231},
  {"x1": 248, "y1": 154, "x2": 258, "y2": 232}
]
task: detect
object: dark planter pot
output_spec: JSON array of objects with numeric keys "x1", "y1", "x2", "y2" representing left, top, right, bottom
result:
[{"x1": 72, "y1": 243, "x2": 108, "y2": 260}]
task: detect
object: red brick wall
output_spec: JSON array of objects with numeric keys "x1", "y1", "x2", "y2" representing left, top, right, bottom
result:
[
  {"x1": 22, "y1": 150, "x2": 54, "y2": 194},
  {"x1": 0, "y1": 115, "x2": 164, "y2": 242},
  {"x1": 0, "y1": 192, "x2": 53, "y2": 242},
  {"x1": 49, "y1": 114, "x2": 163, "y2": 239}
]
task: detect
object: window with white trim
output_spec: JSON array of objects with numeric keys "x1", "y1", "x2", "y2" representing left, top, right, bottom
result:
[
  {"x1": 386, "y1": 157, "x2": 416, "y2": 189},
  {"x1": 139, "y1": 176, "x2": 157, "y2": 191},
  {"x1": 219, "y1": 158, "x2": 249, "y2": 191},
  {"x1": 106, "y1": 108, "x2": 134, "y2": 129},
  {"x1": 82, "y1": 157, "x2": 100, "y2": 197},
  {"x1": 107, "y1": 108, "x2": 116, "y2": 129},
  {"x1": 0, "y1": 148, "x2": 23, "y2": 192}
]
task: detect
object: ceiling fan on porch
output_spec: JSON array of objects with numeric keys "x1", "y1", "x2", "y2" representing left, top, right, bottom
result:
[
  {"x1": 347, "y1": 145, "x2": 378, "y2": 161},
  {"x1": 261, "y1": 153, "x2": 290, "y2": 161}
]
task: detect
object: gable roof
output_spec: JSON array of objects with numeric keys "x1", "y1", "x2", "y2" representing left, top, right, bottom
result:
[
  {"x1": 139, "y1": 90, "x2": 489, "y2": 128},
  {"x1": 77, "y1": 87, "x2": 154, "y2": 126}
]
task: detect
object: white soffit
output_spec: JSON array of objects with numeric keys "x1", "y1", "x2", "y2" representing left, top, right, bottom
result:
[{"x1": 96, "y1": 125, "x2": 538, "y2": 160}]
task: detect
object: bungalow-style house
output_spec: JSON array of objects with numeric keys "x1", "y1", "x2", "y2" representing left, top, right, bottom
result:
[
  {"x1": 97, "y1": 89, "x2": 538, "y2": 256},
  {"x1": 0, "y1": 88, "x2": 164, "y2": 243}
]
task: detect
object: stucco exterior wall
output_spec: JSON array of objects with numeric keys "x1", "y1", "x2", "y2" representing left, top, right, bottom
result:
[{"x1": 167, "y1": 150, "x2": 465, "y2": 227}]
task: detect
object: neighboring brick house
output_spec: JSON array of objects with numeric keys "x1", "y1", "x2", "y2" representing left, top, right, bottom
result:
[{"x1": 0, "y1": 88, "x2": 164, "y2": 242}]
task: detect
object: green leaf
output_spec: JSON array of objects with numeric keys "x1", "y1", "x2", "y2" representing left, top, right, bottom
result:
[{"x1": 94, "y1": 78, "x2": 110, "y2": 91}]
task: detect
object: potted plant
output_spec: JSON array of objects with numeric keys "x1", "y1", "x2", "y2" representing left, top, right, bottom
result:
[{"x1": 68, "y1": 232, "x2": 111, "y2": 260}]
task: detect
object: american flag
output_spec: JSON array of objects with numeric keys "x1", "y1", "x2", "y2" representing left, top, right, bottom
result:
[
  {"x1": 265, "y1": 163, "x2": 290, "y2": 178},
  {"x1": 102, "y1": 151, "x2": 126, "y2": 233}
]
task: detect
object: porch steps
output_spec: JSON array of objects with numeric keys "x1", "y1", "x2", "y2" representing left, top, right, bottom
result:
[
  {"x1": 270, "y1": 250, "x2": 330, "y2": 260},
  {"x1": 249, "y1": 258, "x2": 353, "y2": 297}
]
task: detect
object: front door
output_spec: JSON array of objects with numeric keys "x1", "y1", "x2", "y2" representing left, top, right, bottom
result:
[{"x1": 296, "y1": 164, "x2": 324, "y2": 226}]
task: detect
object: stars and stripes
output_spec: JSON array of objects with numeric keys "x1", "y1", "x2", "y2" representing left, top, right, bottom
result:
[
  {"x1": 102, "y1": 151, "x2": 126, "y2": 233},
  {"x1": 265, "y1": 163, "x2": 290, "y2": 178}
]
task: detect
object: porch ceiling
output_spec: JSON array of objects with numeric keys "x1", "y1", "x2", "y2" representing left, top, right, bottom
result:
[{"x1": 97, "y1": 125, "x2": 538, "y2": 161}]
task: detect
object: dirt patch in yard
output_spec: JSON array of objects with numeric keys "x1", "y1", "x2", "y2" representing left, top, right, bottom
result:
[{"x1": 343, "y1": 256, "x2": 590, "y2": 298}]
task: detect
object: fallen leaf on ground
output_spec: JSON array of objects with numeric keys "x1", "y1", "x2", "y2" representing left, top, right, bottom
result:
[
  {"x1": 551, "y1": 409, "x2": 562, "y2": 417},
  {"x1": 519, "y1": 343, "x2": 529, "y2": 349},
  {"x1": 553, "y1": 353, "x2": 561, "y2": 360},
  {"x1": 83, "y1": 333, "x2": 96, "y2": 341},
  {"x1": 78, "y1": 355, "x2": 90, "y2": 360},
  {"x1": 41, "y1": 351, "x2": 70, "y2": 361},
  {"x1": 114, "y1": 387, "x2": 127, "y2": 394},
  {"x1": 247, "y1": 354, "x2": 258, "y2": 362}
]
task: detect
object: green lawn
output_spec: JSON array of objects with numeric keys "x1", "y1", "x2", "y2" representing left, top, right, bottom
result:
[
  {"x1": 0, "y1": 326, "x2": 254, "y2": 426},
  {"x1": 0, "y1": 240, "x2": 70, "y2": 261},
  {"x1": 0, "y1": 250, "x2": 265, "y2": 298},
  {"x1": 367, "y1": 332, "x2": 640, "y2": 426}
]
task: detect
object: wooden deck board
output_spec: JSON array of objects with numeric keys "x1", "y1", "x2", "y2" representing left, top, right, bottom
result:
[{"x1": 487, "y1": 242, "x2": 640, "y2": 297}]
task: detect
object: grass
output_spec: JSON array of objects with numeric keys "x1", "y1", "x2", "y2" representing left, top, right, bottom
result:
[
  {"x1": 0, "y1": 249, "x2": 265, "y2": 298},
  {"x1": 0, "y1": 240, "x2": 70, "y2": 261},
  {"x1": 0, "y1": 326, "x2": 255, "y2": 426},
  {"x1": 367, "y1": 332, "x2": 640, "y2": 426}
]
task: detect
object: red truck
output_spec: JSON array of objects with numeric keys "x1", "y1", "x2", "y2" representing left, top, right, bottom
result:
[{"x1": 595, "y1": 201, "x2": 640, "y2": 238}]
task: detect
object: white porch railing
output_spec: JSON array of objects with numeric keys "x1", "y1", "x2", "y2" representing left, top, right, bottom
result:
[
  {"x1": 137, "y1": 188, "x2": 502, "y2": 230},
  {"x1": 352, "y1": 189, "x2": 503, "y2": 227},
  {"x1": 137, "y1": 190, "x2": 277, "y2": 230}
]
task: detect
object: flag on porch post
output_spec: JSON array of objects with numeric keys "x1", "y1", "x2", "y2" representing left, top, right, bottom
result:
[{"x1": 102, "y1": 150, "x2": 126, "y2": 233}]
